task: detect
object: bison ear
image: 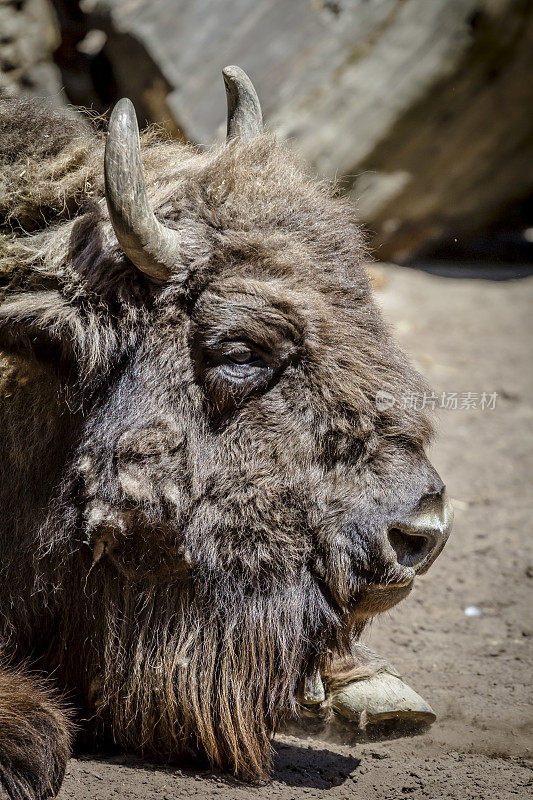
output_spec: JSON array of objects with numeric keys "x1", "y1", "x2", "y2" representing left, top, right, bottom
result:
[
  {"x1": 0, "y1": 290, "x2": 85, "y2": 365},
  {"x1": 0, "y1": 287, "x2": 134, "y2": 378},
  {"x1": 0, "y1": 290, "x2": 110, "y2": 376}
]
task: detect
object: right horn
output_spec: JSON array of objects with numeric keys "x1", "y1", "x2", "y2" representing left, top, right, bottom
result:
[
  {"x1": 104, "y1": 98, "x2": 180, "y2": 283},
  {"x1": 222, "y1": 65, "x2": 263, "y2": 141}
]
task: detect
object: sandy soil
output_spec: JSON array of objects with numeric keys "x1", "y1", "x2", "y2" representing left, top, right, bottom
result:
[{"x1": 60, "y1": 265, "x2": 533, "y2": 800}]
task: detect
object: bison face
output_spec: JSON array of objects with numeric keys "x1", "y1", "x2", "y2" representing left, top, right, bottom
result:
[
  {"x1": 186, "y1": 275, "x2": 452, "y2": 619},
  {"x1": 0, "y1": 80, "x2": 454, "y2": 638},
  {"x1": 78, "y1": 261, "x2": 451, "y2": 630},
  {"x1": 71, "y1": 75, "x2": 453, "y2": 636}
]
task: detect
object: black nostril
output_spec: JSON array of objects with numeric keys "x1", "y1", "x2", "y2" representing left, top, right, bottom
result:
[
  {"x1": 387, "y1": 487, "x2": 452, "y2": 573},
  {"x1": 388, "y1": 527, "x2": 433, "y2": 569}
]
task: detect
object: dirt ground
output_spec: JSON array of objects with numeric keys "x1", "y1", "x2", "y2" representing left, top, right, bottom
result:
[{"x1": 60, "y1": 265, "x2": 533, "y2": 800}]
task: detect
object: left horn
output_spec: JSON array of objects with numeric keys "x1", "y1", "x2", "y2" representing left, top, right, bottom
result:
[
  {"x1": 105, "y1": 98, "x2": 179, "y2": 283},
  {"x1": 223, "y1": 65, "x2": 263, "y2": 140}
]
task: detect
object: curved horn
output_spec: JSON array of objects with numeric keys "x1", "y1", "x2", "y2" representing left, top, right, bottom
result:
[
  {"x1": 222, "y1": 65, "x2": 263, "y2": 140},
  {"x1": 104, "y1": 98, "x2": 179, "y2": 282}
]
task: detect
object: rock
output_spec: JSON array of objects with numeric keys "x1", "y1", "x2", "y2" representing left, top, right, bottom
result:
[
  {"x1": 5, "y1": 0, "x2": 532, "y2": 260},
  {"x1": 69, "y1": 0, "x2": 533, "y2": 262},
  {"x1": 0, "y1": 0, "x2": 65, "y2": 106}
]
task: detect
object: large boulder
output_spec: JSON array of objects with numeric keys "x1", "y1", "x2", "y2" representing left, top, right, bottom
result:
[
  {"x1": 11, "y1": 0, "x2": 533, "y2": 261},
  {"x1": 81, "y1": 0, "x2": 533, "y2": 261},
  {"x1": 0, "y1": 0, "x2": 65, "y2": 106}
]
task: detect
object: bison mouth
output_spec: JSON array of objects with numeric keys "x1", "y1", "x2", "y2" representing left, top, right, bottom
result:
[{"x1": 348, "y1": 580, "x2": 414, "y2": 620}]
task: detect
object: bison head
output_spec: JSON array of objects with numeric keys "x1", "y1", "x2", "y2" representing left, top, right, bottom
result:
[
  {"x1": 0, "y1": 68, "x2": 451, "y2": 779},
  {"x1": 92, "y1": 67, "x2": 451, "y2": 608}
]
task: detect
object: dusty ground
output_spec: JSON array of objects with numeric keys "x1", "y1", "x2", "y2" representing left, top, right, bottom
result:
[{"x1": 60, "y1": 265, "x2": 533, "y2": 800}]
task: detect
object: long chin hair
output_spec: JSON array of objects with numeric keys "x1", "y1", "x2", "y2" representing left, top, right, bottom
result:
[{"x1": 54, "y1": 552, "x2": 340, "y2": 781}]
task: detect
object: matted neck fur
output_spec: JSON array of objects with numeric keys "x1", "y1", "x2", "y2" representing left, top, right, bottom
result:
[{"x1": 0, "y1": 91, "x2": 447, "y2": 782}]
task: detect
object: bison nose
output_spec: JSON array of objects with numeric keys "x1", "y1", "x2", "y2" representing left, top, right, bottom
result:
[{"x1": 387, "y1": 488, "x2": 453, "y2": 574}]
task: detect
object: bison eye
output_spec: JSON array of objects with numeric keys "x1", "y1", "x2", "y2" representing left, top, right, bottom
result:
[{"x1": 225, "y1": 345, "x2": 263, "y2": 366}]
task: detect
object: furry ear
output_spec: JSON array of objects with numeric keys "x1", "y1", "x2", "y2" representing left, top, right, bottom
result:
[
  {"x1": 0, "y1": 289, "x2": 125, "y2": 378},
  {"x1": 0, "y1": 209, "x2": 150, "y2": 379},
  {"x1": 0, "y1": 291, "x2": 81, "y2": 365}
]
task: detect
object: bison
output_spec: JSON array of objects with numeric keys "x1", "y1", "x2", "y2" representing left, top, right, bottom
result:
[{"x1": 0, "y1": 67, "x2": 452, "y2": 798}]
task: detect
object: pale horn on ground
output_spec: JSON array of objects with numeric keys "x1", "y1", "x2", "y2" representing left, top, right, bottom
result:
[{"x1": 300, "y1": 670, "x2": 436, "y2": 725}]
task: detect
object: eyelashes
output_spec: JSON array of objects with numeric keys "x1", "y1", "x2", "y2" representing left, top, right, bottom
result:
[{"x1": 223, "y1": 343, "x2": 267, "y2": 368}]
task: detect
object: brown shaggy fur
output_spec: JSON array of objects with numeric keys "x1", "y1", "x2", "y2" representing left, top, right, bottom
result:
[
  {"x1": 0, "y1": 97, "x2": 441, "y2": 792},
  {"x1": 0, "y1": 668, "x2": 73, "y2": 800}
]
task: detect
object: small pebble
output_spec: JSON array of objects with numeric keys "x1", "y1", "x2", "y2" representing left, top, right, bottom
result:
[{"x1": 464, "y1": 605, "x2": 481, "y2": 617}]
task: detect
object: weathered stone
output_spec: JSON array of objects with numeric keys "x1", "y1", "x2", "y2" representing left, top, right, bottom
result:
[
  {"x1": 7, "y1": 0, "x2": 533, "y2": 260},
  {"x1": 0, "y1": 0, "x2": 65, "y2": 106}
]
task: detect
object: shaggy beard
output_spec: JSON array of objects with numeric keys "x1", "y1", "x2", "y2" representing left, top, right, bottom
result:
[
  {"x1": 67, "y1": 562, "x2": 339, "y2": 781},
  {"x1": 34, "y1": 492, "x2": 341, "y2": 780}
]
